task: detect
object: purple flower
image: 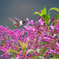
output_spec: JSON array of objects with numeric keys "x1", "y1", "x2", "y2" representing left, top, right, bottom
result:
[
  {"x1": 39, "y1": 10, "x2": 42, "y2": 13},
  {"x1": 56, "y1": 42, "x2": 59, "y2": 47},
  {"x1": 1, "y1": 53, "x2": 7, "y2": 59},
  {"x1": 0, "y1": 17, "x2": 59, "y2": 59},
  {"x1": 38, "y1": 18, "x2": 45, "y2": 26},
  {"x1": 51, "y1": 17, "x2": 55, "y2": 22}
]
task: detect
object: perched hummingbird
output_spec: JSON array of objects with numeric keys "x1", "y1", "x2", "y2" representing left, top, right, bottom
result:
[{"x1": 8, "y1": 17, "x2": 26, "y2": 28}]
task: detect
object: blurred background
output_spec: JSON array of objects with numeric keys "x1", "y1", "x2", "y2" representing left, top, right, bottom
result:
[{"x1": 0, "y1": 0, "x2": 59, "y2": 58}]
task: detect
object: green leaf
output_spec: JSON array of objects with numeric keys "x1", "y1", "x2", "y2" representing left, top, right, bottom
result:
[
  {"x1": 54, "y1": 14, "x2": 59, "y2": 25},
  {"x1": 33, "y1": 7, "x2": 47, "y2": 16},
  {"x1": 54, "y1": 54, "x2": 59, "y2": 58},
  {"x1": 53, "y1": 33, "x2": 59, "y2": 37},
  {"x1": 25, "y1": 40, "x2": 29, "y2": 48},
  {"x1": 41, "y1": 48, "x2": 46, "y2": 54},
  {"x1": 33, "y1": 12, "x2": 42, "y2": 16},
  {"x1": 42, "y1": 15, "x2": 50, "y2": 21},
  {"x1": 2, "y1": 41, "x2": 5, "y2": 47},
  {"x1": 48, "y1": 12, "x2": 50, "y2": 17},
  {"x1": 13, "y1": 53, "x2": 16, "y2": 58},
  {"x1": 34, "y1": 56, "x2": 38, "y2": 58},
  {"x1": 7, "y1": 50, "x2": 21, "y2": 55},
  {"x1": 27, "y1": 49, "x2": 34, "y2": 54},
  {"x1": 22, "y1": 47, "x2": 26, "y2": 53},
  {"x1": 49, "y1": 7, "x2": 59, "y2": 12},
  {"x1": 18, "y1": 40, "x2": 27, "y2": 53},
  {"x1": 18, "y1": 40, "x2": 25, "y2": 49},
  {"x1": 37, "y1": 49, "x2": 41, "y2": 53},
  {"x1": 41, "y1": 7, "x2": 47, "y2": 16},
  {"x1": 48, "y1": 12, "x2": 51, "y2": 25},
  {"x1": 50, "y1": 54, "x2": 59, "y2": 59},
  {"x1": 42, "y1": 14, "x2": 50, "y2": 25}
]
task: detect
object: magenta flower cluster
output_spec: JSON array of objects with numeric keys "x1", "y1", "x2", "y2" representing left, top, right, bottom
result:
[{"x1": 0, "y1": 17, "x2": 59, "y2": 59}]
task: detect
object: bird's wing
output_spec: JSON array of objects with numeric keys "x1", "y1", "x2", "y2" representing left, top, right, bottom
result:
[
  {"x1": 8, "y1": 17, "x2": 18, "y2": 24},
  {"x1": 13, "y1": 17, "x2": 20, "y2": 21}
]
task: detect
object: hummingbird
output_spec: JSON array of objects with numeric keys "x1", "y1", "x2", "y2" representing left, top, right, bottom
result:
[{"x1": 8, "y1": 17, "x2": 26, "y2": 28}]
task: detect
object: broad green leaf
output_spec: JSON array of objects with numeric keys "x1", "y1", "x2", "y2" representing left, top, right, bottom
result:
[
  {"x1": 27, "y1": 49, "x2": 34, "y2": 54},
  {"x1": 7, "y1": 50, "x2": 21, "y2": 55},
  {"x1": 41, "y1": 7, "x2": 47, "y2": 16},
  {"x1": 54, "y1": 14, "x2": 59, "y2": 25},
  {"x1": 22, "y1": 47, "x2": 26, "y2": 53},
  {"x1": 18, "y1": 40, "x2": 25, "y2": 49},
  {"x1": 49, "y1": 7, "x2": 59, "y2": 12},
  {"x1": 42, "y1": 15, "x2": 50, "y2": 21},
  {"x1": 33, "y1": 12, "x2": 42, "y2": 16},
  {"x1": 42, "y1": 14, "x2": 50, "y2": 25},
  {"x1": 33, "y1": 7, "x2": 47, "y2": 16}
]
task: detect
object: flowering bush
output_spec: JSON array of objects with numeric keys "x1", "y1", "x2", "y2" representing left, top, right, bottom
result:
[{"x1": 0, "y1": 7, "x2": 59, "y2": 59}]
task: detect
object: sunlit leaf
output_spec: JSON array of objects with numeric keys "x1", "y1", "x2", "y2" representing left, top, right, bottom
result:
[
  {"x1": 48, "y1": 12, "x2": 50, "y2": 17},
  {"x1": 31, "y1": 56, "x2": 38, "y2": 59},
  {"x1": 22, "y1": 47, "x2": 26, "y2": 53},
  {"x1": 27, "y1": 49, "x2": 34, "y2": 54},
  {"x1": 7, "y1": 50, "x2": 21, "y2": 55},
  {"x1": 18, "y1": 40, "x2": 25, "y2": 49},
  {"x1": 53, "y1": 33, "x2": 59, "y2": 37},
  {"x1": 48, "y1": 12, "x2": 51, "y2": 25},
  {"x1": 55, "y1": 14, "x2": 59, "y2": 20},
  {"x1": 41, "y1": 7, "x2": 47, "y2": 16},
  {"x1": 25, "y1": 40, "x2": 29, "y2": 48},
  {"x1": 13, "y1": 53, "x2": 16, "y2": 58},
  {"x1": 54, "y1": 54, "x2": 59, "y2": 58},
  {"x1": 54, "y1": 14, "x2": 59, "y2": 25},
  {"x1": 42, "y1": 14, "x2": 50, "y2": 25},
  {"x1": 33, "y1": 7, "x2": 47, "y2": 16},
  {"x1": 33, "y1": 12, "x2": 41, "y2": 16},
  {"x1": 2, "y1": 41, "x2": 5, "y2": 47},
  {"x1": 34, "y1": 56, "x2": 38, "y2": 58},
  {"x1": 49, "y1": 7, "x2": 59, "y2": 12},
  {"x1": 42, "y1": 15, "x2": 50, "y2": 20}
]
